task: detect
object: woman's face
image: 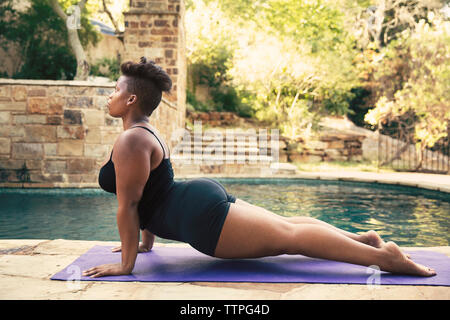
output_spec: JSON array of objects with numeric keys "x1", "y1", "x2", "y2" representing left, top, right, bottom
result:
[{"x1": 107, "y1": 76, "x2": 136, "y2": 117}]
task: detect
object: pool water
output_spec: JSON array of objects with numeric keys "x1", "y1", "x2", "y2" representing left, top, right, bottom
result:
[{"x1": 0, "y1": 178, "x2": 449, "y2": 247}]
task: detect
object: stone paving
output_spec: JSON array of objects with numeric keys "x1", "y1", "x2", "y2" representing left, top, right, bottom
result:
[{"x1": 0, "y1": 239, "x2": 448, "y2": 300}]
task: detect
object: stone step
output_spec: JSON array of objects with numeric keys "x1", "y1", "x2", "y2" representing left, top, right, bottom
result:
[
  {"x1": 170, "y1": 130, "x2": 287, "y2": 174},
  {"x1": 173, "y1": 145, "x2": 281, "y2": 155},
  {"x1": 171, "y1": 161, "x2": 298, "y2": 176},
  {"x1": 172, "y1": 130, "x2": 285, "y2": 153},
  {"x1": 173, "y1": 147, "x2": 273, "y2": 155},
  {"x1": 175, "y1": 143, "x2": 263, "y2": 149},
  {"x1": 171, "y1": 154, "x2": 274, "y2": 162},
  {"x1": 174, "y1": 141, "x2": 279, "y2": 148},
  {"x1": 187, "y1": 130, "x2": 280, "y2": 137},
  {"x1": 176, "y1": 130, "x2": 281, "y2": 140}
]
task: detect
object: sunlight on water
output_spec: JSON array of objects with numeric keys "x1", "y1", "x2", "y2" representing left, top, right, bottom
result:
[{"x1": 0, "y1": 179, "x2": 449, "y2": 247}]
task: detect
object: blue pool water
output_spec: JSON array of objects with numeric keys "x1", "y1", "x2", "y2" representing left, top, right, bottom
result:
[{"x1": 0, "y1": 178, "x2": 449, "y2": 246}]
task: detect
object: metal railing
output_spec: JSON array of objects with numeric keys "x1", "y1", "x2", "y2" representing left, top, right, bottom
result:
[{"x1": 378, "y1": 126, "x2": 449, "y2": 174}]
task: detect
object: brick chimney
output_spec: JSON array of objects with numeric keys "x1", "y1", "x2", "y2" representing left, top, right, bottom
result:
[{"x1": 123, "y1": 0, "x2": 186, "y2": 111}]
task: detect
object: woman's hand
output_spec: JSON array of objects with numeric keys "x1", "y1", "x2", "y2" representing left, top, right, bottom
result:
[
  {"x1": 82, "y1": 263, "x2": 130, "y2": 278},
  {"x1": 112, "y1": 242, "x2": 151, "y2": 253}
]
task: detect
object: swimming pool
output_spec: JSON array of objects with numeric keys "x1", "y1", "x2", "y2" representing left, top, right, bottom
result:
[{"x1": 0, "y1": 178, "x2": 449, "y2": 247}]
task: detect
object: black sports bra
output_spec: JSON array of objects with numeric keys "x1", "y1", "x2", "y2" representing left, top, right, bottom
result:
[{"x1": 98, "y1": 126, "x2": 175, "y2": 228}]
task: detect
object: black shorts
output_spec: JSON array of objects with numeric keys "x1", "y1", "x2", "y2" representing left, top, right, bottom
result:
[{"x1": 143, "y1": 177, "x2": 236, "y2": 256}]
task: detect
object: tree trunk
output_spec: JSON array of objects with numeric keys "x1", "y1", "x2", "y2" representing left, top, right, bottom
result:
[
  {"x1": 68, "y1": 27, "x2": 90, "y2": 80},
  {"x1": 49, "y1": 0, "x2": 89, "y2": 80}
]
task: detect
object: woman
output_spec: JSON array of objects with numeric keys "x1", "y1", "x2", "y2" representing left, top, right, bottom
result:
[{"x1": 82, "y1": 57, "x2": 436, "y2": 278}]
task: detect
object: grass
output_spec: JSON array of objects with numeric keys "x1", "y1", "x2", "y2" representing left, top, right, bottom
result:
[{"x1": 291, "y1": 160, "x2": 397, "y2": 173}]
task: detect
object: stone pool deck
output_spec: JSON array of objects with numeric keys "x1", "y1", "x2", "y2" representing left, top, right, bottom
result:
[
  {"x1": 0, "y1": 170, "x2": 449, "y2": 300},
  {"x1": 0, "y1": 239, "x2": 449, "y2": 300}
]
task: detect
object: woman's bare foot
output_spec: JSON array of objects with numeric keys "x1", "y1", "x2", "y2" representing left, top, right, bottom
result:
[
  {"x1": 363, "y1": 230, "x2": 385, "y2": 248},
  {"x1": 379, "y1": 241, "x2": 436, "y2": 277},
  {"x1": 362, "y1": 230, "x2": 411, "y2": 259}
]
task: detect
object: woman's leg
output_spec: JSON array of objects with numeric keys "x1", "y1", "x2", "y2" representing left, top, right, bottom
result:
[
  {"x1": 234, "y1": 198, "x2": 384, "y2": 248},
  {"x1": 214, "y1": 203, "x2": 435, "y2": 276}
]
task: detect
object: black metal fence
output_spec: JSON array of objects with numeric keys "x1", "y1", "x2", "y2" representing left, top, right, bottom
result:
[{"x1": 378, "y1": 126, "x2": 450, "y2": 174}]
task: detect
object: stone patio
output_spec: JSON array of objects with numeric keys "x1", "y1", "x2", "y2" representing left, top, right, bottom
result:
[{"x1": 0, "y1": 239, "x2": 448, "y2": 300}]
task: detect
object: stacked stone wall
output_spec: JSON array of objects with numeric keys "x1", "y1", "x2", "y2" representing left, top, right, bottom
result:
[
  {"x1": 0, "y1": 79, "x2": 183, "y2": 187},
  {"x1": 287, "y1": 134, "x2": 365, "y2": 163}
]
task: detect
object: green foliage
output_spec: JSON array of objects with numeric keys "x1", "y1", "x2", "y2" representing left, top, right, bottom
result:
[
  {"x1": 190, "y1": 0, "x2": 449, "y2": 147},
  {"x1": 211, "y1": 0, "x2": 347, "y2": 53},
  {"x1": 0, "y1": 0, "x2": 100, "y2": 80},
  {"x1": 186, "y1": 84, "x2": 254, "y2": 117},
  {"x1": 186, "y1": 89, "x2": 211, "y2": 112},
  {"x1": 187, "y1": 0, "x2": 363, "y2": 138},
  {"x1": 0, "y1": 0, "x2": 74, "y2": 79},
  {"x1": 187, "y1": 40, "x2": 251, "y2": 115},
  {"x1": 189, "y1": 41, "x2": 234, "y2": 88},
  {"x1": 58, "y1": 0, "x2": 102, "y2": 47},
  {"x1": 210, "y1": 85, "x2": 254, "y2": 117},
  {"x1": 186, "y1": 1, "x2": 254, "y2": 118},
  {"x1": 265, "y1": 0, "x2": 346, "y2": 53},
  {"x1": 90, "y1": 57, "x2": 120, "y2": 80},
  {"x1": 365, "y1": 16, "x2": 450, "y2": 151},
  {"x1": 346, "y1": 86, "x2": 372, "y2": 128},
  {"x1": 0, "y1": 1, "x2": 19, "y2": 49}
]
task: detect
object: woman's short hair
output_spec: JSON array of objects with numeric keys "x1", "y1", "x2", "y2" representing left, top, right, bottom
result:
[{"x1": 120, "y1": 57, "x2": 172, "y2": 116}]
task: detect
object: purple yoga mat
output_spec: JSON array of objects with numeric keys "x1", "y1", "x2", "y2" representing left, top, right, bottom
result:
[{"x1": 51, "y1": 245, "x2": 450, "y2": 286}]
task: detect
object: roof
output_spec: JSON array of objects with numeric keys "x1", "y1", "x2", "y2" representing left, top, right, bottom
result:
[{"x1": 89, "y1": 19, "x2": 116, "y2": 36}]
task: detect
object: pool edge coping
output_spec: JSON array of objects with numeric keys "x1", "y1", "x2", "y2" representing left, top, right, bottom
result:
[
  {"x1": 1, "y1": 171, "x2": 449, "y2": 193},
  {"x1": 178, "y1": 171, "x2": 450, "y2": 194}
]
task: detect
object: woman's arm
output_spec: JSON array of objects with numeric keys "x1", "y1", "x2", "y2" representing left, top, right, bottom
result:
[
  {"x1": 141, "y1": 229, "x2": 155, "y2": 250},
  {"x1": 111, "y1": 229, "x2": 155, "y2": 253},
  {"x1": 83, "y1": 130, "x2": 151, "y2": 278},
  {"x1": 116, "y1": 204, "x2": 140, "y2": 273}
]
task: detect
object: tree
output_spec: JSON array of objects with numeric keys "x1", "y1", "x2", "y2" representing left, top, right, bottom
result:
[
  {"x1": 204, "y1": 0, "x2": 361, "y2": 139},
  {"x1": 185, "y1": 0, "x2": 252, "y2": 116},
  {"x1": 1, "y1": 0, "x2": 78, "y2": 79},
  {"x1": 49, "y1": 0, "x2": 90, "y2": 80},
  {"x1": 0, "y1": 0, "x2": 100, "y2": 80},
  {"x1": 365, "y1": 14, "x2": 450, "y2": 169},
  {"x1": 211, "y1": 0, "x2": 349, "y2": 53},
  {"x1": 100, "y1": 0, "x2": 124, "y2": 42},
  {"x1": 352, "y1": 0, "x2": 443, "y2": 50},
  {"x1": 88, "y1": 0, "x2": 128, "y2": 35},
  {"x1": 347, "y1": 0, "x2": 446, "y2": 128}
]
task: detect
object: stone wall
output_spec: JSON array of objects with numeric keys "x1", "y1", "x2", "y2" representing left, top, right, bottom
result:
[
  {"x1": 187, "y1": 110, "x2": 247, "y2": 127},
  {"x1": 287, "y1": 134, "x2": 365, "y2": 163},
  {"x1": 86, "y1": 33, "x2": 124, "y2": 65},
  {"x1": 0, "y1": 79, "x2": 184, "y2": 187}
]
